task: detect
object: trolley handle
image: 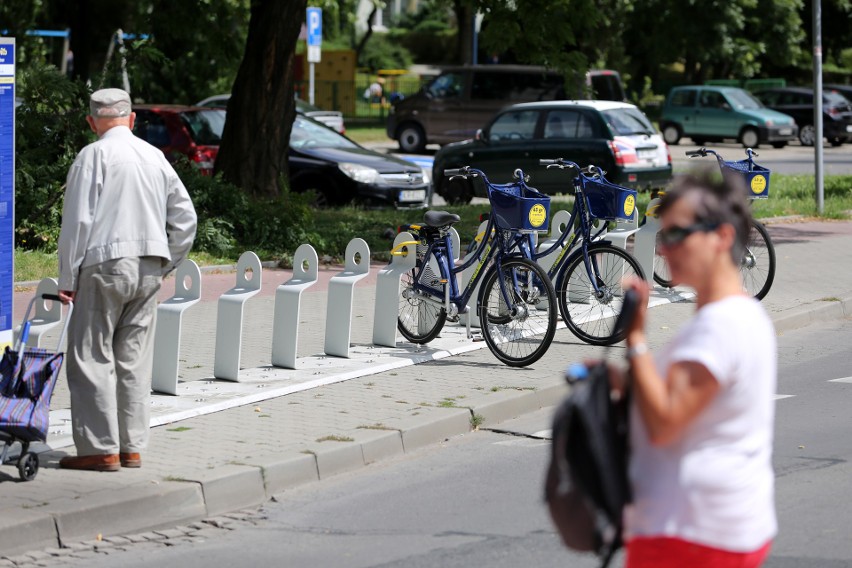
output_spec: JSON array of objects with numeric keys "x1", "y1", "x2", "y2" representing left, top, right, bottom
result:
[
  {"x1": 41, "y1": 293, "x2": 62, "y2": 302},
  {"x1": 581, "y1": 165, "x2": 606, "y2": 177}
]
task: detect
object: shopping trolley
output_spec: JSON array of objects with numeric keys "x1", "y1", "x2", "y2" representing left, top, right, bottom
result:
[{"x1": 0, "y1": 294, "x2": 72, "y2": 481}]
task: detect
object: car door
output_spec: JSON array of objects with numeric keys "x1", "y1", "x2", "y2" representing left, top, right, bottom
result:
[
  {"x1": 530, "y1": 109, "x2": 612, "y2": 195},
  {"x1": 421, "y1": 71, "x2": 468, "y2": 144},
  {"x1": 465, "y1": 108, "x2": 542, "y2": 185},
  {"x1": 694, "y1": 90, "x2": 734, "y2": 137}
]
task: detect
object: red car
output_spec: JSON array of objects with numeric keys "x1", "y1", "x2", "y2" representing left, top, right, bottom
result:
[{"x1": 132, "y1": 104, "x2": 225, "y2": 174}]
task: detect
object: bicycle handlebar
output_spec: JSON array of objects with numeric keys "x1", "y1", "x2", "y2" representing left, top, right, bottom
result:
[{"x1": 444, "y1": 167, "x2": 472, "y2": 177}]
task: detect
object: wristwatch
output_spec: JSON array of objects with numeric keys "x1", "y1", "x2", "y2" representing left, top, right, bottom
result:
[{"x1": 626, "y1": 343, "x2": 649, "y2": 359}]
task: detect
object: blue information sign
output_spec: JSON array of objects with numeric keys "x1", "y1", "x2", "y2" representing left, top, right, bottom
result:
[
  {"x1": 306, "y1": 8, "x2": 322, "y2": 47},
  {"x1": 0, "y1": 39, "x2": 15, "y2": 348}
]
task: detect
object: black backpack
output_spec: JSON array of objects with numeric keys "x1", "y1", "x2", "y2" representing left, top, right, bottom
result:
[{"x1": 544, "y1": 361, "x2": 631, "y2": 567}]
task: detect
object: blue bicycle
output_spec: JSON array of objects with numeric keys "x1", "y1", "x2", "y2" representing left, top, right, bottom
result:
[
  {"x1": 460, "y1": 160, "x2": 646, "y2": 346},
  {"x1": 396, "y1": 168, "x2": 557, "y2": 367}
]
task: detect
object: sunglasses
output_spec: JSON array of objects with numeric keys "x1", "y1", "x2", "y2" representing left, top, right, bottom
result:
[{"x1": 658, "y1": 222, "x2": 720, "y2": 247}]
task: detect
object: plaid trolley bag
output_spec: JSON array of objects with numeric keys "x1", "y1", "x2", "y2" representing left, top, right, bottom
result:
[{"x1": 0, "y1": 294, "x2": 72, "y2": 481}]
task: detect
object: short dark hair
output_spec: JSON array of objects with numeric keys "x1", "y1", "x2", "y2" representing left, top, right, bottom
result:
[{"x1": 657, "y1": 167, "x2": 753, "y2": 263}]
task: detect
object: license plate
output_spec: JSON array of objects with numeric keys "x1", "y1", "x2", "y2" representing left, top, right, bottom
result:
[
  {"x1": 399, "y1": 189, "x2": 426, "y2": 202},
  {"x1": 637, "y1": 149, "x2": 656, "y2": 160},
  {"x1": 779, "y1": 128, "x2": 793, "y2": 136}
]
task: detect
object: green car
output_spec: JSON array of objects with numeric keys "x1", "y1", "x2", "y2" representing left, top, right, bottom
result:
[{"x1": 660, "y1": 86, "x2": 798, "y2": 149}]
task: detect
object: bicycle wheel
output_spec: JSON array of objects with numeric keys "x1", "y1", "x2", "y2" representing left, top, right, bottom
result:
[
  {"x1": 653, "y1": 231, "x2": 674, "y2": 288},
  {"x1": 398, "y1": 261, "x2": 447, "y2": 344},
  {"x1": 741, "y1": 220, "x2": 776, "y2": 300},
  {"x1": 478, "y1": 257, "x2": 557, "y2": 367},
  {"x1": 557, "y1": 243, "x2": 645, "y2": 346}
]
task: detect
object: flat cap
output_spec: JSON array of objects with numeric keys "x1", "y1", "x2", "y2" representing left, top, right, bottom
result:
[{"x1": 90, "y1": 88, "x2": 131, "y2": 118}]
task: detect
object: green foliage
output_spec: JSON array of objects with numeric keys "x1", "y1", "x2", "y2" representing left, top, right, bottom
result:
[
  {"x1": 14, "y1": 65, "x2": 92, "y2": 251},
  {"x1": 358, "y1": 33, "x2": 413, "y2": 72}
]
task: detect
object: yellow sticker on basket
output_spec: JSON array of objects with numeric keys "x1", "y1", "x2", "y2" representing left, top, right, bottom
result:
[
  {"x1": 528, "y1": 204, "x2": 547, "y2": 228},
  {"x1": 751, "y1": 175, "x2": 767, "y2": 194},
  {"x1": 623, "y1": 194, "x2": 636, "y2": 217}
]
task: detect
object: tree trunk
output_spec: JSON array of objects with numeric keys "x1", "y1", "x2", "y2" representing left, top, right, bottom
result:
[
  {"x1": 355, "y1": 4, "x2": 378, "y2": 60},
  {"x1": 215, "y1": 0, "x2": 306, "y2": 199}
]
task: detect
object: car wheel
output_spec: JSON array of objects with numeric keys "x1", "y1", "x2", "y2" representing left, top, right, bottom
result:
[
  {"x1": 443, "y1": 177, "x2": 473, "y2": 205},
  {"x1": 798, "y1": 124, "x2": 815, "y2": 146},
  {"x1": 771, "y1": 142, "x2": 787, "y2": 149},
  {"x1": 830, "y1": 137, "x2": 845, "y2": 147},
  {"x1": 662, "y1": 124, "x2": 681, "y2": 145},
  {"x1": 691, "y1": 138, "x2": 706, "y2": 146},
  {"x1": 740, "y1": 127, "x2": 760, "y2": 149},
  {"x1": 398, "y1": 123, "x2": 426, "y2": 153}
]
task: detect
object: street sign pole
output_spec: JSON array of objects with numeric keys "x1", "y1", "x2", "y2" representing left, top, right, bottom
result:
[
  {"x1": 0, "y1": 38, "x2": 15, "y2": 349},
  {"x1": 306, "y1": 7, "x2": 322, "y2": 106},
  {"x1": 813, "y1": 0, "x2": 824, "y2": 214}
]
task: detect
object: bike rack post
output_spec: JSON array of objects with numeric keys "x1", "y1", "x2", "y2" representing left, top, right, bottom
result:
[
  {"x1": 152, "y1": 260, "x2": 202, "y2": 395},
  {"x1": 459, "y1": 220, "x2": 489, "y2": 329},
  {"x1": 16, "y1": 278, "x2": 61, "y2": 348},
  {"x1": 449, "y1": 227, "x2": 461, "y2": 262},
  {"x1": 633, "y1": 197, "x2": 662, "y2": 283},
  {"x1": 271, "y1": 244, "x2": 319, "y2": 369},
  {"x1": 603, "y1": 210, "x2": 639, "y2": 251},
  {"x1": 213, "y1": 251, "x2": 262, "y2": 381},
  {"x1": 324, "y1": 238, "x2": 371, "y2": 358},
  {"x1": 537, "y1": 210, "x2": 572, "y2": 274},
  {"x1": 373, "y1": 232, "x2": 416, "y2": 347}
]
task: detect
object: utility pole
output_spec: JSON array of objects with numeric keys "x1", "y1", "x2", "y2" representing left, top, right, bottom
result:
[{"x1": 813, "y1": 0, "x2": 824, "y2": 214}]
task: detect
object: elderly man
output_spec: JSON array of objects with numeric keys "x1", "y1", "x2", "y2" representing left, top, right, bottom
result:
[{"x1": 57, "y1": 88, "x2": 197, "y2": 471}]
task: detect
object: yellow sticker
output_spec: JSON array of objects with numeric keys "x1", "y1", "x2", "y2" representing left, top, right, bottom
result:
[
  {"x1": 528, "y1": 204, "x2": 547, "y2": 228},
  {"x1": 623, "y1": 194, "x2": 636, "y2": 217},
  {"x1": 750, "y1": 175, "x2": 767, "y2": 194}
]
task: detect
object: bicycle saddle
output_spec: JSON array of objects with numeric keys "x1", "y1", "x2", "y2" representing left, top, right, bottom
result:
[{"x1": 424, "y1": 210, "x2": 461, "y2": 227}]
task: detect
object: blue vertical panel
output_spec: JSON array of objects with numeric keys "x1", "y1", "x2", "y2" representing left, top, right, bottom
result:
[{"x1": 0, "y1": 39, "x2": 15, "y2": 348}]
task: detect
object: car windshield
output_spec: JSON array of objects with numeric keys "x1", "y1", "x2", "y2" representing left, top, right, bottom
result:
[
  {"x1": 825, "y1": 92, "x2": 850, "y2": 107},
  {"x1": 180, "y1": 109, "x2": 226, "y2": 145},
  {"x1": 726, "y1": 90, "x2": 763, "y2": 110},
  {"x1": 291, "y1": 115, "x2": 358, "y2": 149},
  {"x1": 601, "y1": 108, "x2": 655, "y2": 136}
]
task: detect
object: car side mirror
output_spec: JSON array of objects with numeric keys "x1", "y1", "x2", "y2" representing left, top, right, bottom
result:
[
  {"x1": 475, "y1": 128, "x2": 487, "y2": 143},
  {"x1": 721, "y1": 103, "x2": 732, "y2": 111}
]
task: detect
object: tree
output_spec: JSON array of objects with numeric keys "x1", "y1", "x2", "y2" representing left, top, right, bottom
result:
[{"x1": 214, "y1": 0, "x2": 307, "y2": 198}]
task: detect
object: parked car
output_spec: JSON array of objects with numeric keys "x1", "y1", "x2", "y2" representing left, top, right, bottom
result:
[
  {"x1": 432, "y1": 100, "x2": 672, "y2": 204},
  {"x1": 754, "y1": 86, "x2": 852, "y2": 147},
  {"x1": 195, "y1": 94, "x2": 345, "y2": 134},
  {"x1": 133, "y1": 104, "x2": 429, "y2": 208},
  {"x1": 133, "y1": 104, "x2": 225, "y2": 173},
  {"x1": 825, "y1": 84, "x2": 852, "y2": 102},
  {"x1": 660, "y1": 85, "x2": 798, "y2": 148},
  {"x1": 387, "y1": 65, "x2": 628, "y2": 153}
]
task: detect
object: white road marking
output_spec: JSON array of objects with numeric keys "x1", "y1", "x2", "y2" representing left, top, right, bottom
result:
[
  {"x1": 828, "y1": 377, "x2": 852, "y2": 383},
  {"x1": 774, "y1": 394, "x2": 795, "y2": 400}
]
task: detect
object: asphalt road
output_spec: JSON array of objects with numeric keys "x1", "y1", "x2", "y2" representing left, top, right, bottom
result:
[{"x1": 65, "y1": 316, "x2": 852, "y2": 568}]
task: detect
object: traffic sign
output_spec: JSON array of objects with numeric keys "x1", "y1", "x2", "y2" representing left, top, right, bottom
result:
[{"x1": 307, "y1": 7, "x2": 322, "y2": 63}]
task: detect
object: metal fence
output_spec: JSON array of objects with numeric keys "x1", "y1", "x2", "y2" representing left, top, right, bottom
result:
[{"x1": 295, "y1": 76, "x2": 427, "y2": 120}]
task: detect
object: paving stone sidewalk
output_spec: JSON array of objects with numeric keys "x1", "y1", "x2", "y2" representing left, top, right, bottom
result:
[{"x1": 1, "y1": 219, "x2": 851, "y2": 559}]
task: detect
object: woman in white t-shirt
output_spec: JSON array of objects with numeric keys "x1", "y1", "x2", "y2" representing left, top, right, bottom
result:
[{"x1": 620, "y1": 171, "x2": 777, "y2": 568}]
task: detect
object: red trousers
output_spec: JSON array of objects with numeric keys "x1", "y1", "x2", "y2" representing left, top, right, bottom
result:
[{"x1": 626, "y1": 537, "x2": 772, "y2": 568}]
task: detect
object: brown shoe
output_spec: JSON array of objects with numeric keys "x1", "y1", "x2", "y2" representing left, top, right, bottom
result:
[
  {"x1": 120, "y1": 452, "x2": 142, "y2": 468},
  {"x1": 59, "y1": 454, "x2": 120, "y2": 472}
]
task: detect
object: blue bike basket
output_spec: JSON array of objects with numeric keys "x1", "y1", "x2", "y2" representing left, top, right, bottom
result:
[
  {"x1": 584, "y1": 178, "x2": 638, "y2": 221},
  {"x1": 722, "y1": 159, "x2": 770, "y2": 199},
  {"x1": 488, "y1": 181, "x2": 551, "y2": 232}
]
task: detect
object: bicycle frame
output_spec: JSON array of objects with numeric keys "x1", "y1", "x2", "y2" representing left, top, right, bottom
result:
[{"x1": 408, "y1": 214, "x2": 524, "y2": 318}]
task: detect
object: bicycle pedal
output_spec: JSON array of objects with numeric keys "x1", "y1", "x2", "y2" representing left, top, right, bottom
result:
[
  {"x1": 446, "y1": 314, "x2": 460, "y2": 323},
  {"x1": 469, "y1": 332, "x2": 484, "y2": 342}
]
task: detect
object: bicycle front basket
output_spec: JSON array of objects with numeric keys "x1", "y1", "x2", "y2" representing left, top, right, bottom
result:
[
  {"x1": 488, "y1": 181, "x2": 551, "y2": 232},
  {"x1": 584, "y1": 178, "x2": 638, "y2": 222},
  {"x1": 722, "y1": 159, "x2": 770, "y2": 199}
]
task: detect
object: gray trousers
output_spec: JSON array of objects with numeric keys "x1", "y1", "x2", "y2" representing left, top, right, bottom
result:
[{"x1": 66, "y1": 256, "x2": 163, "y2": 455}]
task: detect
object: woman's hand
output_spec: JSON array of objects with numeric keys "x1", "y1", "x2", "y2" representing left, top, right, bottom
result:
[
  {"x1": 623, "y1": 276, "x2": 650, "y2": 345},
  {"x1": 58, "y1": 290, "x2": 76, "y2": 304}
]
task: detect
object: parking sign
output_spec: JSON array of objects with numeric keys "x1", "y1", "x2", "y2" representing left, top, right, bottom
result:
[{"x1": 307, "y1": 7, "x2": 322, "y2": 63}]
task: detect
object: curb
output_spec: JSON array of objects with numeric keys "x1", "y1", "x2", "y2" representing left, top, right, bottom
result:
[{"x1": 5, "y1": 294, "x2": 851, "y2": 558}]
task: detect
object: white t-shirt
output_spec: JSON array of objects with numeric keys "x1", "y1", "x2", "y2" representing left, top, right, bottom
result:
[{"x1": 625, "y1": 295, "x2": 777, "y2": 552}]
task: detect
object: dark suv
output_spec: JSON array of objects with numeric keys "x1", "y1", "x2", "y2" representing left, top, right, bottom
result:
[{"x1": 754, "y1": 87, "x2": 852, "y2": 147}]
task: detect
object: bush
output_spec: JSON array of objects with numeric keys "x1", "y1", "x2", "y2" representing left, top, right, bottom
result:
[
  {"x1": 358, "y1": 34, "x2": 413, "y2": 72},
  {"x1": 14, "y1": 65, "x2": 92, "y2": 251}
]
